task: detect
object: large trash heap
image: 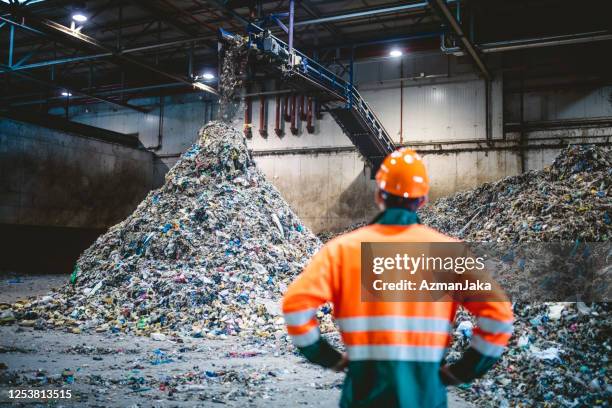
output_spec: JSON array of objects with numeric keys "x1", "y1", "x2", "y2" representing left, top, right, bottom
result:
[
  {"x1": 420, "y1": 145, "x2": 611, "y2": 407},
  {"x1": 6, "y1": 121, "x2": 321, "y2": 339}
]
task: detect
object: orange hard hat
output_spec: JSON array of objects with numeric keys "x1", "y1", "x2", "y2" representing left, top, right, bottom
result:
[{"x1": 375, "y1": 148, "x2": 429, "y2": 198}]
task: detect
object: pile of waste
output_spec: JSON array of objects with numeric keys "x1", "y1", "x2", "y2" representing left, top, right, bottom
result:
[
  {"x1": 419, "y1": 145, "x2": 611, "y2": 242},
  {"x1": 421, "y1": 145, "x2": 611, "y2": 407},
  {"x1": 449, "y1": 302, "x2": 611, "y2": 407},
  {"x1": 2, "y1": 121, "x2": 321, "y2": 339}
]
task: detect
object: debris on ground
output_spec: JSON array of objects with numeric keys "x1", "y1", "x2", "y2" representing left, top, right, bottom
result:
[{"x1": 2, "y1": 121, "x2": 321, "y2": 340}]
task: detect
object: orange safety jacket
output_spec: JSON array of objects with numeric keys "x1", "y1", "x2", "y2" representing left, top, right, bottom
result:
[{"x1": 282, "y1": 209, "x2": 514, "y2": 408}]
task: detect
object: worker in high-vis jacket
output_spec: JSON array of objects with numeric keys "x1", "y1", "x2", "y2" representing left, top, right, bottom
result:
[{"x1": 282, "y1": 148, "x2": 514, "y2": 408}]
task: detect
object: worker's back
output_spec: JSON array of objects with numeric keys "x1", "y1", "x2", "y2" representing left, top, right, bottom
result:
[
  {"x1": 283, "y1": 215, "x2": 513, "y2": 408},
  {"x1": 327, "y1": 223, "x2": 460, "y2": 407}
]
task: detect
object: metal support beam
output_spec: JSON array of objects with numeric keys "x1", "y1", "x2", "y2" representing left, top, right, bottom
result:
[
  {"x1": 288, "y1": 0, "x2": 295, "y2": 55},
  {"x1": 0, "y1": 3, "x2": 217, "y2": 95},
  {"x1": 0, "y1": 33, "x2": 215, "y2": 73},
  {"x1": 428, "y1": 0, "x2": 491, "y2": 80},
  {"x1": 295, "y1": 1, "x2": 455, "y2": 26},
  {"x1": 0, "y1": 65, "x2": 150, "y2": 113},
  {"x1": 203, "y1": 0, "x2": 250, "y2": 26},
  {"x1": 8, "y1": 24, "x2": 14, "y2": 67}
]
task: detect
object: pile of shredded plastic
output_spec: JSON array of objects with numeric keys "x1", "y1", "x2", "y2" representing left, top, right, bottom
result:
[
  {"x1": 419, "y1": 145, "x2": 611, "y2": 242},
  {"x1": 3, "y1": 122, "x2": 321, "y2": 340},
  {"x1": 420, "y1": 145, "x2": 611, "y2": 407}
]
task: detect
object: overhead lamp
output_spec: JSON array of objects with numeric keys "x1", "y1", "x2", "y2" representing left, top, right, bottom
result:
[
  {"x1": 61, "y1": 91, "x2": 72, "y2": 97},
  {"x1": 389, "y1": 49, "x2": 403, "y2": 58},
  {"x1": 72, "y1": 13, "x2": 87, "y2": 23},
  {"x1": 201, "y1": 72, "x2": 215, "y2": 81}
]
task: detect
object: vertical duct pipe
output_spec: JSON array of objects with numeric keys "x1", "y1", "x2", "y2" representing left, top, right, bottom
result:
[
  {"x1": 244, "y1": 96, "x2": 252, "y2": 138},
  {"x1": 299, "y1": 94, "x2": 306, "y2": 120},
  {"x1": 485, "y1": 79, "x2": 492, "y2": 144},
  {"x1": 314, "y1": 97, "x2": 323, "y2": 120},
  {"x1": 259, "y1": 95, "x2": 267, "y2": 137},
  {"x1": 283, "y1": 94, "x2": 290, "y2": 121},
  {"x1": 275, "y1": 94, "x2": 282, "y2": 137},
  {"x1": 290, "y1": 94, "x2": 298, "y2": 135},
  {"x1": 519, "y1": 75, "x2": 526, "y2": 173},
  {"x1": 399, "y1": 59, "x2": 404, "y2": 144},
  {"x1": 306, "y1": 96, "x2": 315, "y2": 133}
]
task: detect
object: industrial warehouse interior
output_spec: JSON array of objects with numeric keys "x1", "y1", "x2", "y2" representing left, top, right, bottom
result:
[{"x1": 0, "y1": 0, "x2": 611, "y2": 407}]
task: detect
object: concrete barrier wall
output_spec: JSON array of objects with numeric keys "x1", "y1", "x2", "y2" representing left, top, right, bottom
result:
[{"x1": 0, "y1": 118, "x2": 155, "y2": 229}]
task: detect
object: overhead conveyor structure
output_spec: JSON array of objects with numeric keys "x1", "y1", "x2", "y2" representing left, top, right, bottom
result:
[{"x1": 220, "y1": 25, "x2": 396, "y2": 170}]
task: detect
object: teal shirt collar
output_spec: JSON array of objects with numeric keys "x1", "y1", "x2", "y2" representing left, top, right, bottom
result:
[{"x1": 372, "y1": 208, "x2": 421, "y2": 226}]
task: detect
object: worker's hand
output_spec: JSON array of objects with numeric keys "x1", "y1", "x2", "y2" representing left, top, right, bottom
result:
[
  {"x1": 331, "y1": 352, "x2": 349, "y2": 372},
  {"x1": 439, "y1": 365, "x2": 462, "y2": 386}
]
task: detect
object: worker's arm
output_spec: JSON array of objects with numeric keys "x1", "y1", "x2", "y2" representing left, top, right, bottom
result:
[
  {"x1": 442, "y1": 298, "x2": 514, "y2": 385},
  {"x1": 282, "y1": 244, "x2": 343, "y2": 369}
]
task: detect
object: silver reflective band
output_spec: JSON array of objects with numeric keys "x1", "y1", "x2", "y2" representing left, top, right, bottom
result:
[
  {"x1": 477, "y1": 317, "x2": 514, "y2": 334},
  {"x1": 337, "y1": 316, "x2": 451, "y2": 333},
  {"x1": 284, "y1": 308, "x2": 317, "y2": 326},
  {"x1": 290, "y1": 326, "x2": 320, "y2": 347},
  {"x1": 471, "y1": 335, "x2": 505, "y2": 357},
  {"x1": 347, "y1": 345, "x2": 447, "y2": 362}
]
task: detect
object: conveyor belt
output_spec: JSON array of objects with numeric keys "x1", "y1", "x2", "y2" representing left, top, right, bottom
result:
[{"x1": 220, "y1": 25, "x2": 396, "y2": 169}]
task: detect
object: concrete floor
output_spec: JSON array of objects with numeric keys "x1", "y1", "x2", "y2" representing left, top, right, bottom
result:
[{"x1": 0, "y1": 275, "x2": 473, "y2": 408}]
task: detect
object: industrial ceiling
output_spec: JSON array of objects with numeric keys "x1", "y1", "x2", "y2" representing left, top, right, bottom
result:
[{"x1": 1, "y1": 0, "x2": 611, "y2": 113}]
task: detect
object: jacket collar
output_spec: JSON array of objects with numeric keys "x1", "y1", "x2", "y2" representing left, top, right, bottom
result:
[{"x1": 371, "y1": 208, "x2": 421, "y2": 226}]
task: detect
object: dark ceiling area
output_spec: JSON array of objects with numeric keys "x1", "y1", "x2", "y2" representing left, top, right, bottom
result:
[{"x1": 1, "y1": 0, "x2": 611, "y2": 113}]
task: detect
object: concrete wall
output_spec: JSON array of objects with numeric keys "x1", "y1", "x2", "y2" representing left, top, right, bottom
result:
[{"x1": 0, "y1": 118, "x2": 155, "y2": 229}]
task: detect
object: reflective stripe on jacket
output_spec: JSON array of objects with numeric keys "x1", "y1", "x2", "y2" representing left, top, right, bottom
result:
[{"x1": 282, "y1": 208, "x2": 514, "y2": 408}]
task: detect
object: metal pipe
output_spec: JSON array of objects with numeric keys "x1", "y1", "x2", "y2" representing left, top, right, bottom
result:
[
  {"x1": 274, "y1": 94, "x2": 282, "y2": 137},
  {"x1": 259, "y1": 95, "x2": 267, "y2": 137},
  {"x1": 244, "y1": 97, "x2": 252, "y2": 138},
  {"x1": 485, "y1": 79, "x2": 492, "y2": 144},
  {"x1": 443, "y1": 31, "x2": 612, "y2": 55},
  {"x1": 429, "y1": 0, "x2": 491, "y2": 80},
  {"x1": 290, "y1": 94, "x2": 298, "y2": 135},
  {"x1": 295, "y1": 1, "x2": 456, "y2": 26},
  {"x1": 283, "y1": 95, "x2": 290, "y2": 122},
  {"x1": 0, "y1": 5, "x2": 217, "y2": 95},
  {"x1": 148, "y1": 95, "x2": 164, "y2": 150},
  {"x1": 1, "y1": 64, "x2": 150, "y2": 113},
  {"x1": 306, "y1": 96, "x2": 314, "y2": 133},
  {"x1": 399, "y1": 59, "x2": 404, "y2": 144},
  {"x1": 0, "y1": 35, "x2": 214, "y2": 73},
  {"x1": 299, "y1": 94, "x2": 306, "y2": 121},
  {"x1": 8, "y1": 25, "x2": 14, "y2": 66},
  {"x1": 288, "y1": 0, "x2": 294, "y2": 55}
]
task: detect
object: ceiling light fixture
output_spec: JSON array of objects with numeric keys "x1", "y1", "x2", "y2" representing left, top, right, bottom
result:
[
  {"x1": 72, "y1": 13, "x2": 87, "y2": 23},
  {"x1": 389, "y1": 49, "x2": 403, "y2": 58}
]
